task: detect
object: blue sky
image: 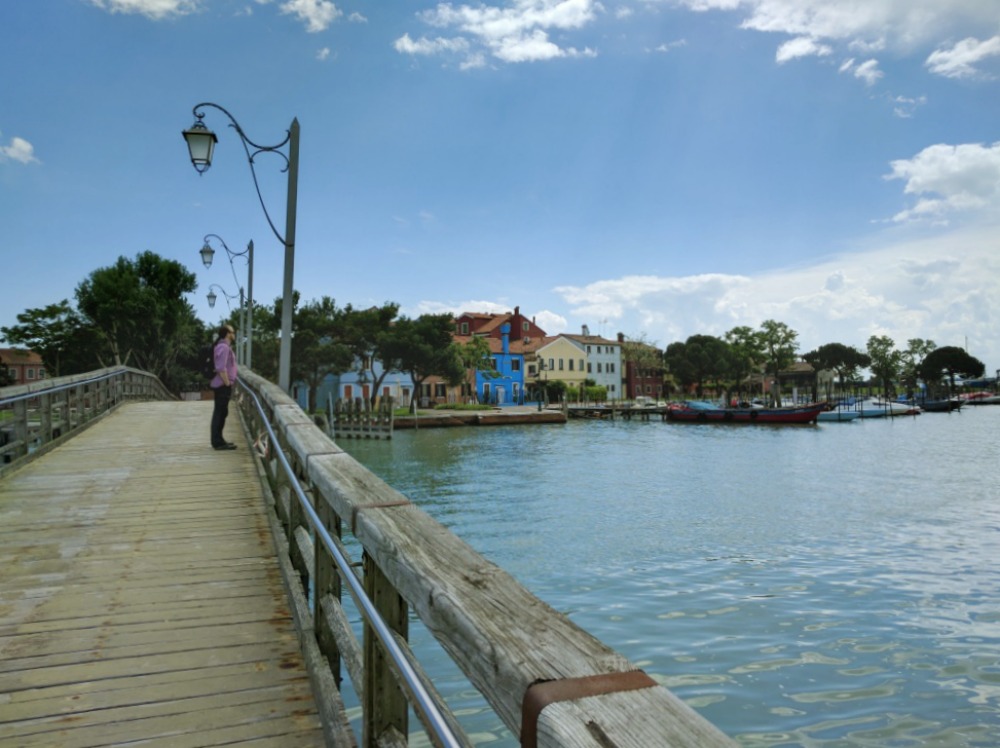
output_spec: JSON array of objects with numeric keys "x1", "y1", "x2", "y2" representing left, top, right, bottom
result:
[{"x1": 3, "y1": 0, "x2": 999, "y2": 370}]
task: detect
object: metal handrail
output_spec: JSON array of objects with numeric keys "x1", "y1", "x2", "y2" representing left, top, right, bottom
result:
[
  {"x1": 237, "y1": 378, "x2": 464, "y2": 748},
  {"x1": 0, "y1": 368, "x2": 127, "y2": 406}
]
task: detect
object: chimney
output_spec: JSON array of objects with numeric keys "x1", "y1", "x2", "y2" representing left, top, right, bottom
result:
[
  {"x1": 582, "y1": 324, "x2": 590, "y2": 336},
  {"x1": 501, "y1": 323, "x2": 510, "y2": 355}
]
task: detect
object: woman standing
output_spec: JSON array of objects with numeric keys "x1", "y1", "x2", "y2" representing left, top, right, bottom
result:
[{"x1": 210, "y1": 324, "x2": 238, "y2": 450}]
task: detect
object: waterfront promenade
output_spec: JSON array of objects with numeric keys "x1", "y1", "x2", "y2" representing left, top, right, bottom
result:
[{"x1": 0, "y1": 401, "x2": 326, "y2": 747}]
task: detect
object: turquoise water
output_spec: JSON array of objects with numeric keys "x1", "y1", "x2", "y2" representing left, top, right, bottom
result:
[{"x1": 340, "y1": 406, "x2": 1000, "y2": 746}]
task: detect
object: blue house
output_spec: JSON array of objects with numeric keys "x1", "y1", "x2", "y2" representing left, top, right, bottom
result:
[
  {"x1": 294, "y1": 359, "x2": 414, "y2": 412},
  {"x1": 475, "y1": 324, "x2": 526, "y2": 405}
]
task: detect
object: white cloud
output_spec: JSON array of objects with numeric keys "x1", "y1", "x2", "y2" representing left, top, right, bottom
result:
[
  {"x1": 0, "y1": 133, "x2": 39, "y2": 165},
  {"x1": 775, "y1": 36, "x2": 831, "y2": 63},
  {"x1": 316, "y1": 47, "x2": 331, "y2": 61},
  {"x1": 852, "y1": 58, "x2": 883, "y2": 85},
  {"x1": 89, "y1": 0, "x2": 196, "y2": 19},
  {"x1": 668, "y1": 0, "x2": 1000, "y2": 82},
  {"x1": 394, "y1": 33, "x2": 470, "y2": 56},
  {"x1": 926, "y1": 35, "x2": 1000, "y2": 79},
  {"x1": 885, "y1": 142, "x2": 1000, "y2": 223},
  {"x1": 280, "y1": 0, "x2": 341, "y2": 33},
  {"x1": 397, "y1": 0, "x2": 600, "y2": 66},
  {"x1": 348, "y1": 12, "x2": 367, "y2": 23},
  {"x1": 548, "y1": 225, "x2": 1000, "y2": 367}
]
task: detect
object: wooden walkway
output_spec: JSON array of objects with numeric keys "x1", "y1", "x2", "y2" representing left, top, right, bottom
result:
[{"x1": 0, "y1": 401, "x2": 326, "y2": 747}]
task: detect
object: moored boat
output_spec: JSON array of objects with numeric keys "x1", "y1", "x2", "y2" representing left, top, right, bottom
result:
[
  {"x1": 817, "y1": 408, "x2": 860, "y2": 422},
  {"x1": 856, "y1": 398, "x2": 921, "y2": 417},
  {"x1": 667, "y1": 401, "x2": 825, "y2": 424},
  {"x1": 919, "y1": 398, "x2": 962, "y2": 413}
]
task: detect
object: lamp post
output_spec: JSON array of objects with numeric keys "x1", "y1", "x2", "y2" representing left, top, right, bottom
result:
[
  {"x1": 183, "y1": 102, "x2": 299, "y2": 393},
  {"x1": 200, "y1": 234, "x2": 254, "y2": 370},
  {"x1": 206, "y1": 283, "x2": 245, "y2": 363}
]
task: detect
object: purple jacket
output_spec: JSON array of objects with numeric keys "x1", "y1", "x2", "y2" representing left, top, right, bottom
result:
[{"x1": 210, "y1": 340, "x2": 237, "y2": 389}]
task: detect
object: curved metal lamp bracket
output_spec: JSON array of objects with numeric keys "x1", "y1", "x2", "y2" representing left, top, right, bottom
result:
[{"x1": 192, "y1": 102, "x2": 290, "y2": 247}]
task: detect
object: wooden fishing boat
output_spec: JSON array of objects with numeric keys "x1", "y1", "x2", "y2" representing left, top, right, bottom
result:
[{"x1": 666, "y1": 401, "x2": 825, "y2": 424}]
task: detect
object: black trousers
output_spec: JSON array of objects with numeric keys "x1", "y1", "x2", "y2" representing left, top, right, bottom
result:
[{"x1": 211, "y1": 385, "x2": 232, "y2": 447}]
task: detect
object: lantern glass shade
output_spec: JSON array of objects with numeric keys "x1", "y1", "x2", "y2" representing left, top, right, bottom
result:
[
  {"x1": 207, "y1": 290, "x2": 217, "y2": 308},
  {"x1": 199, "y1": 242, "x2": 215, "y2": 268},
  {"x1": 182, "y1": 121, "x2": 218, "y2": 174}
]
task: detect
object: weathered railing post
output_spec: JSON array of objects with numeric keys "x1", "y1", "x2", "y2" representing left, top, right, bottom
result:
[{"x1": 363, "y1": 554, "x2": 408, "y2": 746}]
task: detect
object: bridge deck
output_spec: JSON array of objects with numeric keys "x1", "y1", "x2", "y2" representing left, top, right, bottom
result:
[{"x1": 0, "y1": 401, "x2": 326, "y2": 747}]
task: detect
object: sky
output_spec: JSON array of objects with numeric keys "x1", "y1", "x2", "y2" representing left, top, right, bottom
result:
[{"x1": 2, "y1": 0, "x2": 999, "y2": 372}]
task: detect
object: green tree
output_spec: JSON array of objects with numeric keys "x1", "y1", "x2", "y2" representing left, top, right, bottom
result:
[
  {"x1": 292, "y1": 296, "x2": 354, "y2": 413},
  {"x1": 900, "y1": 338, "x2": 936, "y2": 397},
  {"x1": 341, "y1": 302, "x2": 401, "y2": 404},
  {"x1": 1, "y1": 300, "x2": 99, "y2": 377},
  {"x1": 664, "y1": 334, "x2": 730, "y2": 399},
  {"x1": 724, "y1": 325, "x2": 764, "y2": 401},
  {"x1": 759, "y1": 320, "x2": 798, "y2": 406},
  {"x1": 75, "y1": 251, "x2": 199, "y2": 385},
  {"x1": 917, "y1": 346, "x2": 985, "y2": 395},
  {"x1": 802, "y1": 342, "x2": 871, "y2": 398},
  {"x1": 866, "y1": 335, "x2": 902, "y2": 396},
  {"x1": 379, "y1": 314, "x2": 465, "y2": 411}
]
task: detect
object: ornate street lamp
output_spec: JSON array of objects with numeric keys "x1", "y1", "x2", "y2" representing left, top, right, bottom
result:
[
  {"x1": 182, "y1": 102, "x2": 299, "y2": 393},
  {"x1": 206, "y1": 283, "x2": 247, "y2": 366},
  {"x1": 200, "y1": 234, "x2": 254, "y2": 369}
]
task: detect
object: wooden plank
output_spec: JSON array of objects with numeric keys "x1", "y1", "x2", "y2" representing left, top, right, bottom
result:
[{"x1": 0, "y1": 401, "x2": 327, "y2": 747}]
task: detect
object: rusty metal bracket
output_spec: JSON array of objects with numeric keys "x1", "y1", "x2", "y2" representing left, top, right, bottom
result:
[{"x1": 521, "y1": 670, "x2": 657, "y2": 748}]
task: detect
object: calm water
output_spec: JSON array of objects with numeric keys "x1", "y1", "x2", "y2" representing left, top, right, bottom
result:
[{"x1": 340, "y1": 406, "x2": 1000, "y2": 746}]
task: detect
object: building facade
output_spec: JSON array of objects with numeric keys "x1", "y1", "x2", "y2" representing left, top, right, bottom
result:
[{"x1": 0, "y1": 349, "x2": 45, "y2": 386}]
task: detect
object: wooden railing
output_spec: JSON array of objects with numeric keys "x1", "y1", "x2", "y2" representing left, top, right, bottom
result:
[
  {"x1": 237, "y1": 369, "x2": 736, "y2": 747},
  {"x1": 0, "y1": 367, "x2": 174, "y2": 476}
]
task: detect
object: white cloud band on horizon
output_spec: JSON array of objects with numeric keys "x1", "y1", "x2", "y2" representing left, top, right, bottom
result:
[{"x1": 548, "y1": 223, "x2": 1000, "y2": 366}]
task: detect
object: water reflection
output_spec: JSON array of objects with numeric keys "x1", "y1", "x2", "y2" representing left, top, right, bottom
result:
[{"x1": 342, "y1": 407, "x2": 1000, "y2": 746}]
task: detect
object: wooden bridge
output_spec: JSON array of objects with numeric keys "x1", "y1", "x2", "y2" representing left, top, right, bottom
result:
[{"x1": 0, "y1": 368, "x2": 735, "y2": 747}]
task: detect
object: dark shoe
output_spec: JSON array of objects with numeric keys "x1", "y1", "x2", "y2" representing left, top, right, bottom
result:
[{"x1": 214, "y1": 443, "x2": 237, "y2": 451}]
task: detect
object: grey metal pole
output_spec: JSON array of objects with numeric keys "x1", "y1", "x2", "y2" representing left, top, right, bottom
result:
[
  {"x1": 278, "y1": 119, "x2": 299, "y2": 394},
  {"x1": 239, "y1": 287, "x2": 247, "y2": 366},
  {"x1": 246, "y1": 239, "x2": 254, "y2": 371}
]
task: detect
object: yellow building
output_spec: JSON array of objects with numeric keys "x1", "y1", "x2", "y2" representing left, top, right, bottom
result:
[{"x1": 534, "y1": 336, "x2": 589, "y2": 391}]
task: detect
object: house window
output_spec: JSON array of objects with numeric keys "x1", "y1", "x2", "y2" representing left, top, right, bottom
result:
[
  {"x1": 522, "y1": 321, "x2": 529, "y2": 332},
  {"x1": 528, "y1": 364, "x2": 536, "y2": 376},
  {"x1": 587, "y1": 346, "x2": 591, "y2": 353},
  {"x1": 548, "y1": 358, "x2": 554, "y2": 370},
  {"x1": 579, "y1": 359, "x2": 584, "y2": 372},
  {"x1": 38, "y1": 368, "x2": 46, "y2": 379},
  {"x1": 435, "y1": 383, "x2": 447, "y2": 397},
  {"x1": 7, "y1": 368, "x2": 16, "y2": 380},
  {"x1": 558, "y1": 359, "x2": 564, "y2": 371},
  {"x1": 491, "y1": 357, "x2": 498, "y2": 371},
  {"x1": 597, "y1": 363, "x2": 602, "y2": 373},
  {"x1": 568, "y1": 359, "x2": 574, "y2": 371},
  {"x1": 512, "y1": 360, "x2": 521, "y2": 372},
  {"x1": 460, "y1": 322, "x2": 469, "y2": 334},
  {"x1": 609, "y1": 363, "x2": 615, "y2": 373},
  {"x1": 26, "y1": 368, "x2": 35, "y2": 380},
  {"x1": 587, "y1": 363, "x2": 592, "y2": 373}
]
